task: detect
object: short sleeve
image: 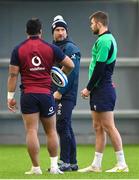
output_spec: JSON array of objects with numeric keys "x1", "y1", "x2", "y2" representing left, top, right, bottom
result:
[
  {"x1": 52, "y1": 45, "x2": 66, "y2": 63},
  {"x1": 10, "y1": 47, "x2": 20, "y2": 66}
]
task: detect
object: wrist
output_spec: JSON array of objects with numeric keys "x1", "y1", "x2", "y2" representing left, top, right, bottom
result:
[
  {"x1": 57, "y1": 89, "x2": 63, "y2": 95},
  {"x1": 57, "y1": 90, "x2": 62, "y2": 94},
  {"x1": 86, "y1": 86, "x2": 91, "y2": 92},
  {"x1": 7, "y1": 92, "x2": 15, "y2": 99}
]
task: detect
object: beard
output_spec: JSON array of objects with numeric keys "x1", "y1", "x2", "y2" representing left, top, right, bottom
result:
[
  {"x1": 93, "y1": 29, "x2": 99, "y2": 35},
  {"x1": 55, "y1": 34, "x2": 66, "y2": 42}
]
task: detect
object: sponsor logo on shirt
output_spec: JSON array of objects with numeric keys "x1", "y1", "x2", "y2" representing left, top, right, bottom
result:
[{"x1": 30, "y1": 56, "x2": 45, "y2": 71}]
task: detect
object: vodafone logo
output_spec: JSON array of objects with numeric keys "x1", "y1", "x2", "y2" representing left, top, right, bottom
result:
[
  {"x1": 32, "y1": 56, "x2": 41, "y2": 66},
  {"x1": 30, "y1": 56, "x2": 45, "y2": 71}
]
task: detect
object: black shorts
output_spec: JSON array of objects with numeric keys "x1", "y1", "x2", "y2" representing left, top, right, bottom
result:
[
  {"x1": 20, "y1": 93, "x2": 55, "y2": 117},
  {"x1": 90, "y1": 84, "x2": 116, "y2": 112}
]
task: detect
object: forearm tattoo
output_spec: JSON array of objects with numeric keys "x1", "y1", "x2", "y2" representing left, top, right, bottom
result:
[{"x1": 9, "y1": 73, "x2": 18, "y2": 78}]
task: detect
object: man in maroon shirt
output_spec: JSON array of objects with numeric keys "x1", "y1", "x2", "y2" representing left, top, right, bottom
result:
[{"x1": 7, "y1": 18, "x2": 74, "y2": 175}]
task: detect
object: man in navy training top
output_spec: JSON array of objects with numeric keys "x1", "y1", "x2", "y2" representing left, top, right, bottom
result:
[
  {"x1": 51, "y1": 15, "x2": 81, "y2": 171},
  {"x1": 7, "y1": 18, "x2": 74, "y2": 175}
]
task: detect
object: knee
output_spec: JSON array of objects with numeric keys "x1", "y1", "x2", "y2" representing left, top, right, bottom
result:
[
  {"x1": 26, "y1": 129, "x2": 38, "y2": 139},
  {"x1": 56, "y1": 125, "x2": 71, "y2": 138},
  {"x1": 56, "y1": 120, "x2": 69, "y2": 133},
  {"x1": 26, "y1": 128, "x2": 37, "y2": 134},
  {"x1": 102, "y1": 123, "x2": 116, "y2": 134},
  {"x1": 93, "y1": 122, "x2": 102, "y2": 132}
]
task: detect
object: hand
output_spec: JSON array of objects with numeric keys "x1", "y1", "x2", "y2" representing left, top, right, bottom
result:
[
  {"x1": 7, "y1": 98, "x2": 17, "y2": 112},
  {"x1": 81, "y1": 88, "x2": 90, "y2": 99},
  {"x1": 53, "y1": 91, "x2": 62, "y2": 100}
]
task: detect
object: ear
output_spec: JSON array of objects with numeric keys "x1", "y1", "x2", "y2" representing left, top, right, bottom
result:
[{"x1": 97, "y1": 22, "x2": 102, "y2": 28}]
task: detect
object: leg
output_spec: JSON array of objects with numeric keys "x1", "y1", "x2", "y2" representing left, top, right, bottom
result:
[
  {"x1": 99, "y1": 111, "x2": 123, "y2": 152},
  {"x1": 69, "y1": 127, "x2": 78, "y2": 171},
  {"x1": 90, "y1": 111, "x2": 106, "y2": 169},
  {"x1": 40, "y1": 114, "x2": 63, "y2": 174},
  {"x1": 20, "y1": 93, "x2": 43, "y2": 174},
  {"x1": 78, "y1": 111, "x2": 105, "y2": 173},
  {"x1": 69, "y1": 126, "x2": 77, "y2": 164},
  {"x1": 56, "y1": 114, "x2": 71, "y2": 171},
  {"x1": 56, "y1": 100, "x2": 76, "y2": 171},
  {"x1": 22, "y1": 113, "x2": 40, "y2": 167},
  {"x1": 97, "y1": 111, "x2": 128, "y2": 172},
  {"x1": 92, "y1": 111, "x2": 106, "y2": 153},
  {"x1": 40, "y1": 114, "x2": 59, "y2": 157},
  {"x1": 56, "y1": 100, "x2": 73, "y2": 164}
]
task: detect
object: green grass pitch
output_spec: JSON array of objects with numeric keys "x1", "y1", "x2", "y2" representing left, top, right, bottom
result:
[{"x1": 0, "y1": 144, "x2": 139, "y2": 179}]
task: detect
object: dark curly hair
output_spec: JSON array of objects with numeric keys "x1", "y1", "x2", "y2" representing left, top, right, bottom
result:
[{"x1": 26, "y1": 18, "x2": 42, "y2": 35}]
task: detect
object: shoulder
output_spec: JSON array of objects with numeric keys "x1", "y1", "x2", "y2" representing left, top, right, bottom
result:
[
  {"x1": 40, "y1": 39, "x2": 56, "y2": 49},
  {"x1": 99, "y1": 33, "x2": 116, "y2": 42},
  {"x1": 64, "y1": 41, "x2": 80, "y2": 56},
  {"x1": 10, "y1": 41, "x2": 27, "y2": 66},
  {"x1": 97, "y1": 34, "x2": 115, "y2": 48},
  {"x1": 42, "y1": 41, "x2": 63, "y2": 55},
  {"x1": 14, "y1": 39, "x2": 28, "y2": 50},
  {"x1": 45, "y1": 41, "x2": 60, "y2": 50},
  {"x1": 11, "y1": 39, "x2": 28, "y2": 58},
  {"x1": 66, "y1": 41, "x2": 80, "y2": 50}
]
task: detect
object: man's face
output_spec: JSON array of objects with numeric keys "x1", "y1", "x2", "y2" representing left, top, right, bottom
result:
[
  {"x1": 53, "y1": 27, "x2": 67, "y2": 41},
  {"x1": 90, "y1": 18, "x2": 99, "y2": 35}
]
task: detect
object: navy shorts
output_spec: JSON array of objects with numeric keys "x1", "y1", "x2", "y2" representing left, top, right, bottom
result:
[
  {"x1": 90, "y1": 84, "x2": 116, "y2": 112},
  {"x1": 20, "y1": 93, "x2": 55, "y2": 117}
]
